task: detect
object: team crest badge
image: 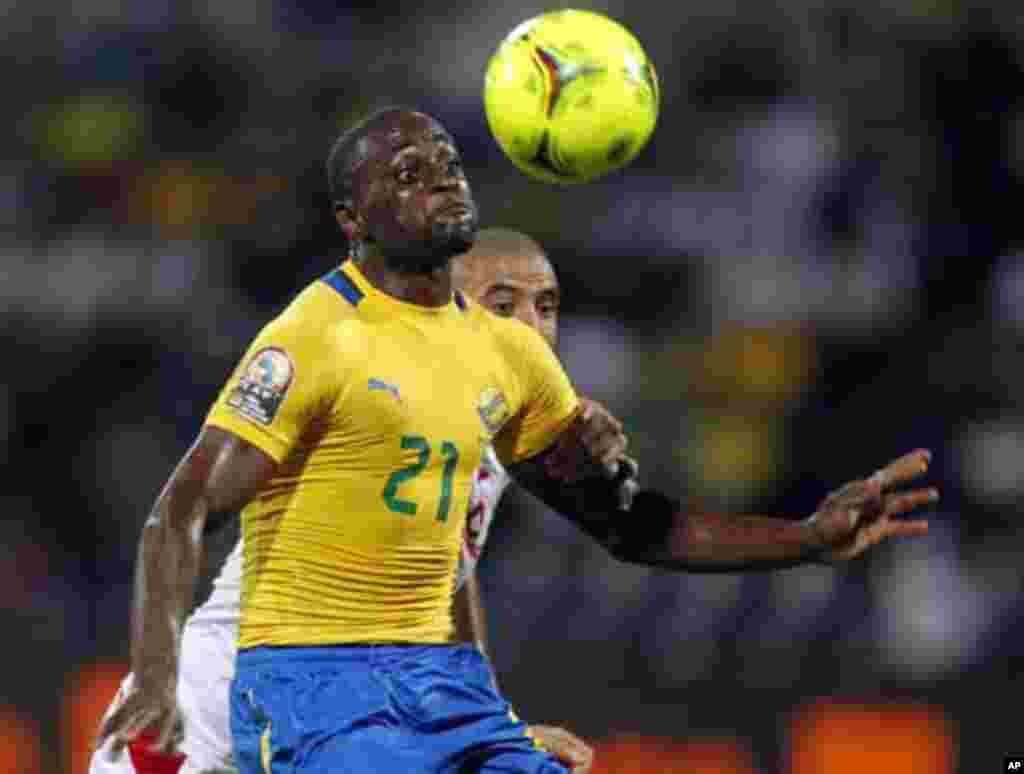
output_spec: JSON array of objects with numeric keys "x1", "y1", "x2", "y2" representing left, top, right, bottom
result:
[
  {"x1": 227, "y1": 347, "x2": 294, "y2": 425},
  {"x1": 477, "y1": 386, "x2": 510, "y2": 435}
]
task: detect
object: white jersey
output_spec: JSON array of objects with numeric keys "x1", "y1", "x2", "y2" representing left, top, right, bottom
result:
[
  {"x1": 456, "y1": 445, "x2": 508, "y2": 588},
  {"x1": 188, "y1": 540, "x2": 244, "y2": 630},
  {"x1": 89, "y1": 451, "x2": 511, "y2": 774}
]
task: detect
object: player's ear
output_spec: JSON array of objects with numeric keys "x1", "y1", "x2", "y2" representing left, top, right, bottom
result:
[{"x1": 334, "y1": 199, "x2": 364, "y2": 241}]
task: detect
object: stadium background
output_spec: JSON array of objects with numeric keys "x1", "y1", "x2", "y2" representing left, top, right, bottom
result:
[{"x1": 2, "y1": 0, "x2": 1022, "y2": 771}]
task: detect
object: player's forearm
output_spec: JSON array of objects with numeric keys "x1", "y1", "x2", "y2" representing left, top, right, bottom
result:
[
  {"x1": 129, "y1": 449, "x2": 213, "y2": 688},
  {"x1": 130, "y1": 507, "x2": 203, "y2": 686},
  {"x1": 509, "y1": 451, "x2": 825, "y2": 571},
  {"x1": 619, "y1": 490, "x2": 824, "y2": 571}
]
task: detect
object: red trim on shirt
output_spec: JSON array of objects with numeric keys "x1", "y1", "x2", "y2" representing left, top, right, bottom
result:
[{"x1": 127, "y1": 733, "x2": 186, "y2": 774}]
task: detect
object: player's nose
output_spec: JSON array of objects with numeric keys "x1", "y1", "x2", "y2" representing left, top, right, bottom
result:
[{"x1": 430, "y1": 166, "x2": 462, "y2": 193}]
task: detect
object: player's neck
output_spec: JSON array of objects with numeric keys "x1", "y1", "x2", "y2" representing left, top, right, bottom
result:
[{"x1": 354, "y1": 249, "x2": 454, "y2": 308}]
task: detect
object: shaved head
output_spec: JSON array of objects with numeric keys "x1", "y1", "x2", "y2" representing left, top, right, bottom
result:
[
  {"x1": 453, "y1": 228, "x2": 560, "y2": 349},
  {"x1": 452, "y1": 228, "x2": 546, "y2": 269}
]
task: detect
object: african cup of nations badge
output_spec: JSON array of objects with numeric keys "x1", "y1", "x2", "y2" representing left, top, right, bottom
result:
[
  {"x1": 477, "y1": 387, "x2": 510, "y2": 436},
  {"x1": 227, "y1": 347, "x2": 294, "y2": 425}
]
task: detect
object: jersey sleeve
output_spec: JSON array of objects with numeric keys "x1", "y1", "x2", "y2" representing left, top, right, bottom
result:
[
  {"x1": 204, "y1": 315, "x2": 337, "y2": 464},
  {"x1": 492, "y1": 319, "x2": 581, "y2": 465}
]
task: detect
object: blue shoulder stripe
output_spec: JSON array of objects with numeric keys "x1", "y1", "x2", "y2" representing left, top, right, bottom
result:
[
  {"x1": 322, "y1": 268, "x2": 364, "y2": 306},
  {"x1": 454, "y1": 290, "x2": 467, "y2": 311}
]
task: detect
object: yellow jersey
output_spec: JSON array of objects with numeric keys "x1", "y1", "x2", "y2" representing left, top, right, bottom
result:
[{"x1": 204, "y1": 260, "x2": 579, "y2": 648}]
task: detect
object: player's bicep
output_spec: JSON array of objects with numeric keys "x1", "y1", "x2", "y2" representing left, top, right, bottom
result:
[
  {"x1": 156, "y1": 425, "x2": 277, "y2": 538},
  {"x1": 199, "y1": 426, "x2": 278, "y2": 514}
]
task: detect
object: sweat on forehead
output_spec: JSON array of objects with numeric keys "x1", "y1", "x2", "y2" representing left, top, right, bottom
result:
[{"x1": 364, "y1": 111, "x2": 449, "y2": 152}]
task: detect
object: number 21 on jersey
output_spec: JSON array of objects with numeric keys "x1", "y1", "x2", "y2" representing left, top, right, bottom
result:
[{"x1": 382, "y1": 435, "x2": 460, "y2": 521}]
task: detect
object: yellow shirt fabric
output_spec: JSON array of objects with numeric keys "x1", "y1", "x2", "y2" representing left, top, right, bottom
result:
[{"x1": 205, "y1": 261, "x2": 579, "y2": 648}]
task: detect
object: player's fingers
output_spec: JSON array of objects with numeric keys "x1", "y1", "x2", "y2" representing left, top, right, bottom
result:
[
  {"x1": 590, "y1": 410, "x2": 622, "y2": 434},
  {"x1": 830, "y1": 492, "x2": 877, "y2": 531},
  {"x1": 579, "y1": 426, "x2": 613, "y2": 455},
  {"x1": 578, "y1": 400, "x2": 594, "y2": 423},
  {"x1": 96, "y1": 694, "x2": 135, "y2": 735},
  {"x1": 561, "y1": 731, "x2": 594, "y2": 768},
  {"x1": 551, "y1": 726, "x2": 590, "y2": 753},
  {"x1": 584, "y1": 402, "x2": 622, "y2": 432},
  {"x1": 531, "y1": 725, "x2": 571, "y2": 749},
  {"x1": 850, "y1": 486, "x2": 886, "y2": 523},
  {"x1": 823, "y1": 480, "x2": 876, "y2": 516},
  {"x1": 95, "y1": 708, "x2": 120, "y2": 747},
  {"x1": 598, "y1": 438, "x2": 628, "y2": 472},
  {"x1": 106, "y1": 708, "x2": 159, "y2": 757},
  {"x1": 531, "y1": 726, "x2": 591, "y2": 767},
  {"x1": 579, "y1": 402, "x2": 622, "y2": 438},
  {"x1": 882, "y1": 487, "x2": 940, "y2": 517},
  {"x1": 97, "y1": 703, "x2": 139, "y2": 756},
  {"x1": 868, "y1": 449, "x2": 932, "y2": 490},
  {"x1": 154, "y1": 709, "x2": 183, "y2": 753},
  {"x1": 573, "y1": 745, "x2": 595, "y2": 774},
  {"x1": 580, "y1": 430, "x2": 627, "y2": 473},
  {"x1": 118, "y1": 708, "x2": 161, "y2": 742},
  {"x1": 580, "y1": 418, "x2": 623, "y2": 451},
  {"x1": 106, "y1": 738, "x2": 126, "y2": 760},
  {"x1": 880, "y1": 518, "x2": 930, "y2": 540}
]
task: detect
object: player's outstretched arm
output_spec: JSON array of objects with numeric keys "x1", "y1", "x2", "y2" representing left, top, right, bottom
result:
[
  {"x1": 96, "y1": 426, "x2": 277, "y2": 755},
  {"x1": 509, "y1": 415, "x2": 938, "y2": 571}
]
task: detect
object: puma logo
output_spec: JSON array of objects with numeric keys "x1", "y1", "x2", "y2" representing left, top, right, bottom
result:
[{"x1": 368, "y1": 378, "x2": 402, "y2": 403}]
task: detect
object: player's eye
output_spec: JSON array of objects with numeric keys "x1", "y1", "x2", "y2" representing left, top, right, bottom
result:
[
  {"x1": 538, "y1": 302, "x2": 558, "y2": 318},
  {"x1": 396, "y1": 167, "x2": 418, "y2": 184}
]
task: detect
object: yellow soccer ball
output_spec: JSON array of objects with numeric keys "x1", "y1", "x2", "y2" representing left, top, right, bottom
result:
[{"x1": 484, "y1": 9, "x2": 659, "y2": 184}]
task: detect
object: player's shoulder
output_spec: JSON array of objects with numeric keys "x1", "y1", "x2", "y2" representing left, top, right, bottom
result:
[
  {"x1": 260, "y1": 268, "x2": 368, "y2": 344},
  {"x1": 284, "y1": 269, "x2": 363, "y2": 324}
]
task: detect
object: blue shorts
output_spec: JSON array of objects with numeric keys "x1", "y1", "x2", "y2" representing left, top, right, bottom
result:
[{"x1": 230, "y1": 644, "x2": 568, "y2": 774}]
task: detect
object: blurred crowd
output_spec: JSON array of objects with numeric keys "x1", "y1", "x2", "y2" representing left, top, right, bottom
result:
[{"x1": 4, "y1": 0, "x2": 1024, "y2": 771}]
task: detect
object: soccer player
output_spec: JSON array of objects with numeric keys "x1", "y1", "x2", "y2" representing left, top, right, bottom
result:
[
  {"x1": 99, "y1": 108, "x2": 937, "y2": 774},
  {"x1": 89, "y1": 229, "x2": 596, "y2": 773}
]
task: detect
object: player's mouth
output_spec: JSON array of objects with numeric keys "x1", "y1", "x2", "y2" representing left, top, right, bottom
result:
[
  {"x1": 436, "y1": 201, "x2": 473, "y2": 215},
  {"x1": 433, "y1": 201, "x2": 476, "y2": 223}
]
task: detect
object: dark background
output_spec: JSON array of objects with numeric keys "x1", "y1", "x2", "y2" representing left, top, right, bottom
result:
[{"x1": 3, "y1": 1, "x2": 1023, "y2": 771}]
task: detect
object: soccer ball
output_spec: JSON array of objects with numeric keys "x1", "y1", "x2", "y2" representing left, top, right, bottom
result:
[{"x1": 483, "y1": 9, "x2": 659, "y2": 184}]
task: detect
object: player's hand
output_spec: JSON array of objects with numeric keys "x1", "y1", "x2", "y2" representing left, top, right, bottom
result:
[
  {"x1": 546, "y1": 398, "x2": 629, "y2": 482},
  {"x1": 577, "y1": 398, "x2": 628, "y2": 477},
  {"x1": 530, "y1": 724, "x2": 594, "y2": 773},
  {"x1": 807, "y1": 449, "x2": 939, "y2": 562},
  {"x1": 95, "y1": 676, "x2": 183, "y2": 758}
]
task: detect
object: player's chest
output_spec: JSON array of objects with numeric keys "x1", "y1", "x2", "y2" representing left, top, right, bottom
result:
[{"x1": 336, "y1": 327, "x2": 516, "y2": 451}]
